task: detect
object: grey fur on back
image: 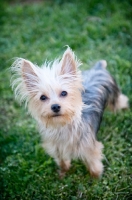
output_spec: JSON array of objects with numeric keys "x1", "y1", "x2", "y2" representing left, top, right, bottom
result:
[{"x1": 82, "y1": 61, "x2": 120, "y2": 134}]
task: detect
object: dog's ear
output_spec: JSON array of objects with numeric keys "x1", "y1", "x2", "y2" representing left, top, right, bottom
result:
[
  {"x1": 60, "y1": 47, "x2": 77, "y2": 75},
  {"x1": 21, "y1": 60, "x2": 38, "y2": 91}
]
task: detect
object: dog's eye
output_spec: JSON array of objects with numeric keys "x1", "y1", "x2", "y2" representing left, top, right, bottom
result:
[
  {"x1": 60, "y1": 91, "x2": 67, "y2": 97},
  {"x1": 40, "y1": 95, "x2": 47, "y2": 101}
]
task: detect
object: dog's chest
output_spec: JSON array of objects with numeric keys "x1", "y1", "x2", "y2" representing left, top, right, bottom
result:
[{"x1": 41, "y1": 125, "x2": 82, "y2": 158}]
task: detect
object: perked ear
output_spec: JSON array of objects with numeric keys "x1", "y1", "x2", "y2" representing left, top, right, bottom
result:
[
  {"x1": 21, "y1": 60, "x2": 38, "y2": 91},
  {"x1": 60, "y1": 47, "x2": 78, "y2": 75}
]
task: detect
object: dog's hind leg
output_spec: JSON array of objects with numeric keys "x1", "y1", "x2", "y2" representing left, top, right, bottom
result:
[{"x1": 115, "y1": 93, "x2": 129, "y2": 111}]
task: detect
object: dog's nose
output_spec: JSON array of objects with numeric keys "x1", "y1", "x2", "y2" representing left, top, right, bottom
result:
[{"x1": 51, "y1": 104, "x2": 61, "y2": 113}]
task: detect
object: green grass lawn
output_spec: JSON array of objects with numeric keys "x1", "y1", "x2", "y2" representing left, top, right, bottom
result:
[{"x1": 0, "y1": 0, "x2": 132, "y2": 199}]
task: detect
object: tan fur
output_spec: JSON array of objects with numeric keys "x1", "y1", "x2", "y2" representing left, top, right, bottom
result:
[
  {"x1": 115, "y1": 93, "x2": 129, "y2": 110},
  {"x1": 11, "y1": 47, "x2": 128, "y2": 179},
  {"x1": 59, "y1": 160, "x2": 71, "y2": 178},
  {"x1": 82, "y1": 141, "x2": 104, "y2": 178},
  {"x1": 10, "y1": 48, "x2": 105, "y2": 178},
  {"x1": 61, "y1": 48, "x2": 78, "y2": 75},
  {"x1": 108, "y1": 93, "x2": 129, "y2": 112},
  {"x1": 100, "y1": 60, "x2": 107, "y2": 68}
]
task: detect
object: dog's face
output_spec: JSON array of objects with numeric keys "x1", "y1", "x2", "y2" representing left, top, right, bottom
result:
[{"x1": 12, "y1": 48, "x2": 83, "y2": 127}]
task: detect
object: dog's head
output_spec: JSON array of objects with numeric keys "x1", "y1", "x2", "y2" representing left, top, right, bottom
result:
[{"x1": 11, "y1": 47, "x2": 83, "y2": 127}]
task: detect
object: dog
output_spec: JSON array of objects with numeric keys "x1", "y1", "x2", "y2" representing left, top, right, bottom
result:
[{"x1": 11, "y1": 47, "x2": 128, "y2": 178}]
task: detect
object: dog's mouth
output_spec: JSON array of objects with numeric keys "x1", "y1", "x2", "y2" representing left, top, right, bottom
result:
[{"x1": 52, "y1": 114, "x2": 62, "y2": 118}]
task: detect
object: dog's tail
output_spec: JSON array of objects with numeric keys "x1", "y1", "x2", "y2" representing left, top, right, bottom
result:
[{"x1": 94, "y1": 60, "x2": 107, "y2": 69}]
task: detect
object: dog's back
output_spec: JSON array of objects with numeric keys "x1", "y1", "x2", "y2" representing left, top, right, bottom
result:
[{"x1": 82, "y1": 61, "x2": 120, "y2": 134}]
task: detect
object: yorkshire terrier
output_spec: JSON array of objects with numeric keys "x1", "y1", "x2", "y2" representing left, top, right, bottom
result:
[{"x1": 11, "y1": 47, "x2": 128, "y2": 178}]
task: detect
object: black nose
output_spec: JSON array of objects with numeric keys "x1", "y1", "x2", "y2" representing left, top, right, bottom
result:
[{"x1": 51, "y1": 104, "x2": 61, "y2": 113}]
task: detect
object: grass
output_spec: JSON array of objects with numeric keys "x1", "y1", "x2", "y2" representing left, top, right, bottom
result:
[{"x1": 0, "y1": 0, "x2": 132, "y2": 199}]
